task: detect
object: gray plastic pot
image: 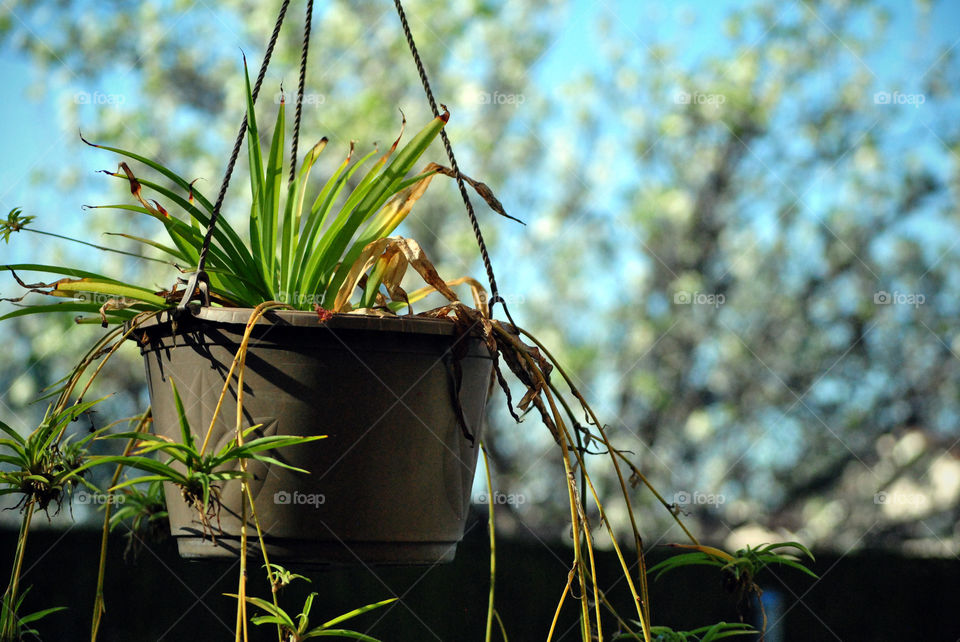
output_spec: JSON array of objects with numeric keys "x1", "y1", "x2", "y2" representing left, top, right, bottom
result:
[{"x1": 130, "y1": 306, "x2": 493, "y2": 564}]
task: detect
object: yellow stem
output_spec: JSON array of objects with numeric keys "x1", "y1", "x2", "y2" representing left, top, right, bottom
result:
[
  {"x1": 199, "y1": 302, "x2": 291, "y2": 457},
  {"x1": 223, "y1": 303, "x2": 288, "y2": 641},
  {"x1": 91, "y1": 408, "x2": 151, "y2": 641},
  {"x1": 546, "y1": 569, "x2": 574, "y2": 642},
  {"x1": 481, "y1": 445, "x2": 496, "y2": 642}
]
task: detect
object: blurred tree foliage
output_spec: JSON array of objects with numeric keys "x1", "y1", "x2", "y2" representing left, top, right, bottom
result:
[
  {"x1": 485, "y1": 0, "x2": 960, "y2": 554},
  {"x1": 2, "y1": 0, "x2": 959, "y2": 554}
]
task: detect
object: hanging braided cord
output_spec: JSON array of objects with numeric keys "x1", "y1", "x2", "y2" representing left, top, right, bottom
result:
[
  {"x1": 184, "y1": 0, "x2": 512, "y2": 322},
  {"x1": 288, "y1": 0, "x2": 315, "y2": 186},
  {"x1": 180, "y1": 0, "x2": 292, "y2": 310},
  {"x1": 392, "y1": 0, "x2": 514, "y2": 324}
]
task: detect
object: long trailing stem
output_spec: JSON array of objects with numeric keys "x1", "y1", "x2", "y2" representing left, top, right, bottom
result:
[
  {"x1": 18, "y1": 226, "x2": 172, "y2": 264},
  {"x1": 504, "y1": 328, "x2": 592, "y2": 640},
  {"x1": 243, "y1": 479, "x2": 283, "y2": 642},
  {"x1": 236, "y1": 479, "x2": 248, "y2": 642},
  {"x1": 519, "y1": 326, "x2": 701, "y2": 626},
  {"x1": 489, "y1": 320, "x2": 669, "y2": 639},
  {"x1": 547, "y1": 378, "x2": 651, "y2": 636},
  {"x1": 523, "y1": 350, "x2": 596, "y2": 640},
  {"x1": 2, "y1": 501, "x2": 35, "y2": 640},
  {"x1": 65, "y1": 312, "x2": 162, "y2": 414},
  {"x1": 492, "y1": 325, "x2": 605, "y2": 639},
  {"x1": 90, "y1": 408, "x2": 152, "y2": 641},
  {"x1": 199, "y1": 302, "x2": 292, "y2": 457},
  {"x1": 547, "y1": 569, "x2": 575, "y2": 642},
  {"x1": 481, "y1": 445, "x2": 496, "y2": 642},
  {"x1": 52, "y1": 327, "x2": 123, "y2": 417},
  {"x1": 54, "y1": 311, "x2": 161, "y2": 446},
  {"x1": 222, "y1": 302, "x2": 289, "y2": 642},
  {"x1": 234, "y1": 304, "x2": 272, "y2": 642}
]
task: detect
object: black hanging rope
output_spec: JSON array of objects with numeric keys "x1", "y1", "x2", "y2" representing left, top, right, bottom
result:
[
  {"x1": 392, "y1": 0, "x2": 514, "y2": 323},
  {"x1": 289, "y1": 0, "x2": 314, "y2": 186},
  {"x1": 181, "y1": 0, "x2": 513, "y2": 324},
  {"x1": 179, "y1": 0, "x2": 292, "y2": 310}
]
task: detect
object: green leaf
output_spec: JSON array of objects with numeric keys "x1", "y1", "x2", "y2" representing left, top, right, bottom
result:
[
  {"x1": 0, "y1": 420, "x2": 25, "y2": 445},
  {"x1": 281, "y1": 138, "x2": 327, "y2": 296},
  {"x1": 320, "y1": 115, "x2": 447, "y2": 307},
  {"x1": 104, "y1": 233, "x2": 186, "y2": 261},
  {"x1": 259, "y1": 89, "x2": 286, "y2": 283},
  {"x1": 169, "y1": 380, "x2": 195, "y2": 452},
  {"x1": 296, "y1": 147, "x2": 380, "y2": 303},
  {"x1": 17, "y1": 605, "x2": 67, "y2": 626},
  {"x1": 53, "y1": 279, "x2": 167, "y2": 306},
  {"x1": 319, "y1": 597, "x2": 398, "y2": 629},
  {"x1": 304, "y1": 631, "x2": 382, "y2": 641}
]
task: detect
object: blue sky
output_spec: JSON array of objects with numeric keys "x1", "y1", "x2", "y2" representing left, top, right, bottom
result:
[{"x1": 2, "y1": 0, "x2": 958, "y2": 254}]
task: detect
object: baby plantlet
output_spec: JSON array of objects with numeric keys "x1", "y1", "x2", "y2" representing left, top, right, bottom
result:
[
  {"x1": 99, "y1": 380, "x2": 325, "y2": 538},
  {"x1": 647, "y1": 541, "x2": 818, "y2": 631},
  {"x1": 0, "y1": 399, "x2": 112, "y2": 641},
  {"x1": 231, "y1": 567, "x2": 396, "y2": 642}
]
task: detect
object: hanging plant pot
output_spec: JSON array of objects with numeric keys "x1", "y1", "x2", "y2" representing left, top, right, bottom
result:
[{"x1": 130, "y1": 306, "x2": 493, "y2": 564}]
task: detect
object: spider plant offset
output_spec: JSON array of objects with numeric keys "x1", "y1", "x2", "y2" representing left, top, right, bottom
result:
[
  {"x1": 98, "y1": 380, "x2": 325, "y2": 537},
  {"x1": 0, "y1": 400, "x2": 113, "y2": 641},
  {"x1": 230, "y1": 567, "x2": 396, "y2": 642}
]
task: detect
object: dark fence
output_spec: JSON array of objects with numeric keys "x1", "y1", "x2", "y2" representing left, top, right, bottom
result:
[{"x1": 2, "y1": 516, "x2": 956, "y2": 641}]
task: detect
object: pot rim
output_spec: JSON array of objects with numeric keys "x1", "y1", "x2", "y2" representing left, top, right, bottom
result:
[{"x1": 130, "y1": 304, "x2": 460, "y2": 336}]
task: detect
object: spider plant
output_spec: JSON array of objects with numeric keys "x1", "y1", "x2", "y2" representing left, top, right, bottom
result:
[
  {"x1": 108, "y1": 479, "x2": 168, "y2": 557},
  {"x1": 0, "y1": 399, "x2": 111, "y2": 641},
  {"x1": 647, "y1": 542, "x2": 818, "y2": 584},
  {"x1": 0, "y1": 398, "x2": 107, "y2": 513},
  {"x1": 0, "y1": 59, "x2": 452, "y2": 323},
  {"x1": 647, "y1": 541, "x2": 818, "y2": 632},
  {"x1": 0, "y1": 587, "x2": 66, "y2": 642},
  {"x1": 230, "y1": 567, "x2": 396, "y2": 642},
  {"x1": 96, "y1": 380, "x2": 325, "y2": 536}
]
